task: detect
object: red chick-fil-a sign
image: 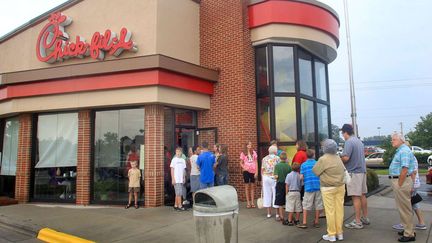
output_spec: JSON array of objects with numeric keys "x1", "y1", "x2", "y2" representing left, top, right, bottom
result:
[{"x1": 36, "y1": 12, "x2": 138, "y2": 63}]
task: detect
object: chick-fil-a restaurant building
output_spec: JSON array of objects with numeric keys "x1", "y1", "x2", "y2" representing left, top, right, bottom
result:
[{"x1": 0, "y1": 0, "x2": 339, "y2": 207}]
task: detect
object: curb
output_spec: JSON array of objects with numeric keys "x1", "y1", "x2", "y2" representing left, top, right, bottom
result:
[{"x1": 37, "y1": 228, "x2": 95, "y2": 243}]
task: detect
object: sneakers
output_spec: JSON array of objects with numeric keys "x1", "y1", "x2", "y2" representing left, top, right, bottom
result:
[
  {"x1": 266, "y1": 214, "x2": 271, "y2": 218},
  {"x1": 322, "y1": 234, "x2": 336, "y2": 242},
  {"x1": 337, "y1": 234, "x2": 344, "y2": 241},
  {"x1": 275, "y1": 214, "x2": 280, "y2": 221},
  {"x1": 415, "y1": 224, "x2": 427, "y2": 230},
  {"x1": 345, "y1": 220, "x2": 364, "y2": 229},
  {"x1": 393, "y1": 223, "x2": 427, "y2": 230},
  {"x1": 360, "y1": 217, "x2": 370, "y2": 225}
]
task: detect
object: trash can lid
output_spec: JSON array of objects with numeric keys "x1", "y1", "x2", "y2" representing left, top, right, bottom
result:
[{"x1": 193, "y1": 185, "x2": 238, "y2": 213}]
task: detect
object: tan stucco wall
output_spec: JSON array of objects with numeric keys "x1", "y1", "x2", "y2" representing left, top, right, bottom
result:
[
  {"x1": 251, "y1": 24, "x2": 337, "y2": 50},
  {"x1": 0, "y1": 86, "x2": 210, "y2": 116},
  {"x1": 0, "y1": 0, "x2": 200, "y2": 74}
]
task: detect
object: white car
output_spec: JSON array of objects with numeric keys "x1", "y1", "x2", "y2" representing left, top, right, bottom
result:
[
  {"x1": 365, "y1": 152, "x2": 384, "y2": 167},
  {"x1": 411, "y1": 146, "x2": 432, "y2": 154}
]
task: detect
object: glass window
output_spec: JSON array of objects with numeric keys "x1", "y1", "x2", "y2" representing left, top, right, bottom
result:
[
  {"x1": 1, "y1": 118, "x2": 19, "y2": 176},
  {"x1": 94, "y1": 108, "x2": 145, "y2": 202},
  {"x1": 317, "y1": 104, "x2": 329, "y2": 141},
  {"x1": 175, "y1": 109, "x2": 196, "y2": 126},
  {"x1": 257, "y1": 97, "x2": 271, "y2": 143},
  {"x1": 273, "y1": 46, "x2": 295, "y2": 92},
  {"x1": 275, "y1": 97, "x2": 296, "y2": 142},
  {"x1": 299, "y1": 52, "x2": 313, "y2": 96},
  {"x1": 301, "y1": 99, "x2": 315, "y2": 142},
  {"x1": 278, "y1": 145, "x2": 297, "y2": 165},
  {"x1": 315, "y1": 61, "x2": 328, "y2": 101},
  {"x1": 256, "y1": 47, "x2": 269, "y2": 95},
  {"x1": 34, "y1": 113, "x2": 78, "y2": 200}
]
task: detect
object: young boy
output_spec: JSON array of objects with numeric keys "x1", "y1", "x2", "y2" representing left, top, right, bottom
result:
[
  {"x1": 171, "y1": 147, "x2": 187, "y2": 211},
  {"x1": 285, "y1": 162, "x2": 302, "y2": 226},
  {"x1": 274, "y1": 152, "x2": 292, "y2": 224},
  {"x1": 297, "y1": 149, "x2": 323, "y2": 228},
  {"x1": 126, "y1": 161, "x2": 141, "y2": 209}
]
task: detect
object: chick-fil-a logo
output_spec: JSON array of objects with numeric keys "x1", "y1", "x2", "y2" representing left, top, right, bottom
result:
[{"x1": 36, "y1": 12, "x2": 138, "y2": 63}]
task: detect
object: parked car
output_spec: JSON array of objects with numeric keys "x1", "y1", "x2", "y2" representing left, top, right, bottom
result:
[
  {"x1": 364, "y1": 146, "x2": 378, "y2": 157},
  {"x1": 411, "y1": 146, "x2": 432, "y2": 154},
  {"x1": 365, "y1": 152, "x2": 384, "y2": 168}
]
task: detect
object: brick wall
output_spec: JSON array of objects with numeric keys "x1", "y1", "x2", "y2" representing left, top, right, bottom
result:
[
  {"x1": 15, "y1": 114, "x2": 32, "y2": 203},
  {"x1": 76, "y1": 110, "x2": 91, "y2": 205},
  {"x1": 144, "y1": 105, "x2": 165, "y2": 207},
  {"x1": 199, "y1": 1, "x2": 259, "y2": 200}
]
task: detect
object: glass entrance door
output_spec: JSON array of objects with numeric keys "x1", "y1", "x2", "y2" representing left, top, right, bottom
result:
[{"x1": 0, "y1": 118, "x2": 19, "y2": 199}]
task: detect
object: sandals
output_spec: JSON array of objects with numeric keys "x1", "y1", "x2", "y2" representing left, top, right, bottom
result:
[
  {"x1": 246, "y1": 204, "x2": 251, "y2": 209},
  {"x1": 296, "y1": 223, "x2": 308, "y2": 229},
  {"x1": 125, "y1": 204, "x2": 131, "y2": 209},
  {"x1": 251, "y1": 204, "x2": 256, "y2": 208},
  {"x1": 134, "y1": 204, "x2": 139, "y2": 209}
]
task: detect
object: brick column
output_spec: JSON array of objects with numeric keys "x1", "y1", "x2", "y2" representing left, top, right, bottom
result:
[
  {"x1": 15, "y1": 114, "x2": 32, "y2": 203},
  {"x1": 144, "y1": 105, "x2": 164, "y2": 207},
  {"x1": 76, "y1": 110, "x2": 91, "y2": 205}
]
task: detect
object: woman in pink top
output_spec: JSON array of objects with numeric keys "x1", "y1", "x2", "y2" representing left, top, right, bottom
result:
[{"x1": 239, "y1": 141, "x2": 258, "y2": 208}]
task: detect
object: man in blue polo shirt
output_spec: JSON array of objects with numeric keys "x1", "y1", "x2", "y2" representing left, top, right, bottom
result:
[
  {"x1": 197, "y1": 141, "x2": 216, "y2": 189},
  {"x1": 389, "y1": 132, "x2": 416, "y2": 242}
]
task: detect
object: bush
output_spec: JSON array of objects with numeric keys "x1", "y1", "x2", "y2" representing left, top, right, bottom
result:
[
  {"x1": 366, "y1": 169, "x2": 379, "y2": 192},
  {"x1": 414, "y1": 153, "x2": 432, "y2": 164}
]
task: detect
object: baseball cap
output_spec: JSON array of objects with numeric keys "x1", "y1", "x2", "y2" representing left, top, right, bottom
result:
[{"x1": 341, "y1": 124, "x2": 354, "y2": 134}]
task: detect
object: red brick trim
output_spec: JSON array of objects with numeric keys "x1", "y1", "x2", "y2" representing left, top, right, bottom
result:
[
  {"x1": 76, "y1": 110, "x2": 91, "y2": 205},
  {"x1": 144, "y1": 105, "x2": 165, "y2": 207},
  {"x1": 15, "y1": 114, "x2": 33, "y2": 203}
]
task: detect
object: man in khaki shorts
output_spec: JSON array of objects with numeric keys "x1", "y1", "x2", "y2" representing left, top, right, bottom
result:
[{"x1": 340, "y1": 124, "x2": 369, "y2": 229}]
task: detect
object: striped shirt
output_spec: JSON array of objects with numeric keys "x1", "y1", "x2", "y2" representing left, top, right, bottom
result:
[{"x1": 300, "y1": 159, "x2": 320, "y2": 192}]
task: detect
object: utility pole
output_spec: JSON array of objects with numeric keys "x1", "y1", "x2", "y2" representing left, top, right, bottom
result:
[
  {"x1": 400, "y1": 122, "x2": 403, "y2": 137},
  {"x1": 343, "y1": 0, "x2": 358, "y2": 137},
  {"x1": 377, "y1": 127, "x2": 381, "y2": 137}
]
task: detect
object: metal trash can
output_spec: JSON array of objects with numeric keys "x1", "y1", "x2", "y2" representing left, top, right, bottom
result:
[{"x1": 193, "y1": 185, "x2": 239, "y2": 243}]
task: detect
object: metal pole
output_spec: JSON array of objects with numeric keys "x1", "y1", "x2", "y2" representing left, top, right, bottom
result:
[
  {"x1": 400, "y1": 122, "x2": 403, "y2": 137},
  {"x1": 343, "y1": 0, "x2": 358, "y2": 137}
]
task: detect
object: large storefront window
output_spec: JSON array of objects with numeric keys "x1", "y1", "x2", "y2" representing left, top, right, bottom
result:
[
  {"x1": 93, "y1": 108, "x2": 144, "y2": 203},
  {"x1": 256, "y1": 47, "x2": 269, "y2": 95},
  {"x1": 256, "y1": 44, "x2": 330, "y2": 160},
  {"x1": 34, "y1": 113, "x2": 78, "y2": 201},
  {"x1": 0, "y1": 118, "x2": 19, "y2": 198}
]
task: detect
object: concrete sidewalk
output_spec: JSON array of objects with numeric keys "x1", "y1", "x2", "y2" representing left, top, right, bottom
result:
[{"x1": 0, "y1": 194, "x2": 431, "y2": 243}]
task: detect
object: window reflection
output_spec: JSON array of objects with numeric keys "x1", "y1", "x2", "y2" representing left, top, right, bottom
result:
[
  {"x1": 315, "y1": 61, "x2": 327, "y2": 101},
  {"x1": 258, "y1": 97, "x2": 271, "y2": 143},
  {"x1": 317, "y1": 104, "x2": 329, "y2": 141},
  {"x1": 301, "y1": 99, "x2": 315, "y2": 142},
  {"x1": 256, "y1": 47, "x2": 269, "y2": 95},
  {"x1": 94, "y1": 108, "x2": 145, "y2": 202},
  {"x1": 1, "y1": 118, "x2": 19, "y2": 176},
  {"x1": 299, "y1": 52, "x2": 313, "y2": 96},
  {"x1": 34, "y1": 113, "x2": 78, "y2": 200},
  {"x1": 275, "y1": 97, "x2": 296, "y2": 142},
  {"x1": 273, "y1": 46, "x2": 295, "y2": 92}
]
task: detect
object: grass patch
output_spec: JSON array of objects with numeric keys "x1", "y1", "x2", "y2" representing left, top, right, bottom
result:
[{"x1": 372, "y1": 168, "x2": 429, "y2": 175}]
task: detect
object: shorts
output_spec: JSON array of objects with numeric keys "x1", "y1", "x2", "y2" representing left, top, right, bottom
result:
[
  {"x1": 285, "y1": 191, "x2": 302, "y2": 212},
  {"x1": 190, "y1": 175, "x2": 200, "y2": 192},
  {"x1": 347, "y1": 173, "x2": 368, "y2": 196},
  {"x1": 128, "y1": 187, "x2": 140, "y2": 193},
  {"x1": 174, "y1": 183, "x2": 183, "y2": 196},
  {"x1": 302, "y1": 191, "x2": 324, "y2": 210},
  {"x1": 274, "y1": 182, "x2": 286, "y2": 206},
  {"x1": 243, "y1": 171, "x2": 255, "y2": 183}
]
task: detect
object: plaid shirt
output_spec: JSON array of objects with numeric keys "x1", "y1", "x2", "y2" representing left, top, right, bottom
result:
[{"x1": 389, "y1": 144, "x2": 415, "y2": 176}]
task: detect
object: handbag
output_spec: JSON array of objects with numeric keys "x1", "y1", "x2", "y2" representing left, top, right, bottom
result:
[
  {"x1": 411, "y1": 193, "x2": 423, "y2": 205},
  {"x1": 343, "y1": 170, "x2": 352, "y2": 184},
  {"x1": 257, "y1": 187, "x2": 264, "y2": 209}
]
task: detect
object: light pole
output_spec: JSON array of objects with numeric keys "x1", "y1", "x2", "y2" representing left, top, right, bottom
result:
[
  {"x1": 343, "y1": 0, "x2": 359, "y2": 137},
  {"x1": 377, "y1": 127, "x2": 381, "y2": 137}
]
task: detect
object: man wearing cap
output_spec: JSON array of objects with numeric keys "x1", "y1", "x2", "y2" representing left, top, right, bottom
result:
[
  {"x1": 340, "y1": 124, "x2": 369, "y2": 229},
  {"x1": 389, "y1": 133, "x2": 416, "y2": 242}
]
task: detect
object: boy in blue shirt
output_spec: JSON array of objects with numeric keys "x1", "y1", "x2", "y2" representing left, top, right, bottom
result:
[
  {"x1": 197, "y1": 141, "x2": 216, "y2": 189},
  {"x1": 297, "y1": 149, "x2": 323, "y2": 228}
]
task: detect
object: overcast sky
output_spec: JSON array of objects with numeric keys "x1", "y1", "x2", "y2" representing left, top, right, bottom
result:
[{"x1": 1, "y1": 0, "x2": 431, "y2": 139}]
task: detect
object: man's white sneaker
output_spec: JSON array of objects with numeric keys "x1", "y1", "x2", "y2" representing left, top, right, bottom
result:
[
  {"x1": 322, "y1": 234, "x2": 336, "y2": 242},
  {"x1": 344, "y1": 220, "x2": 364, "y2": 229},
  {"x1": 337, "y1": 234, "x2": 344, "y2": 241}
]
